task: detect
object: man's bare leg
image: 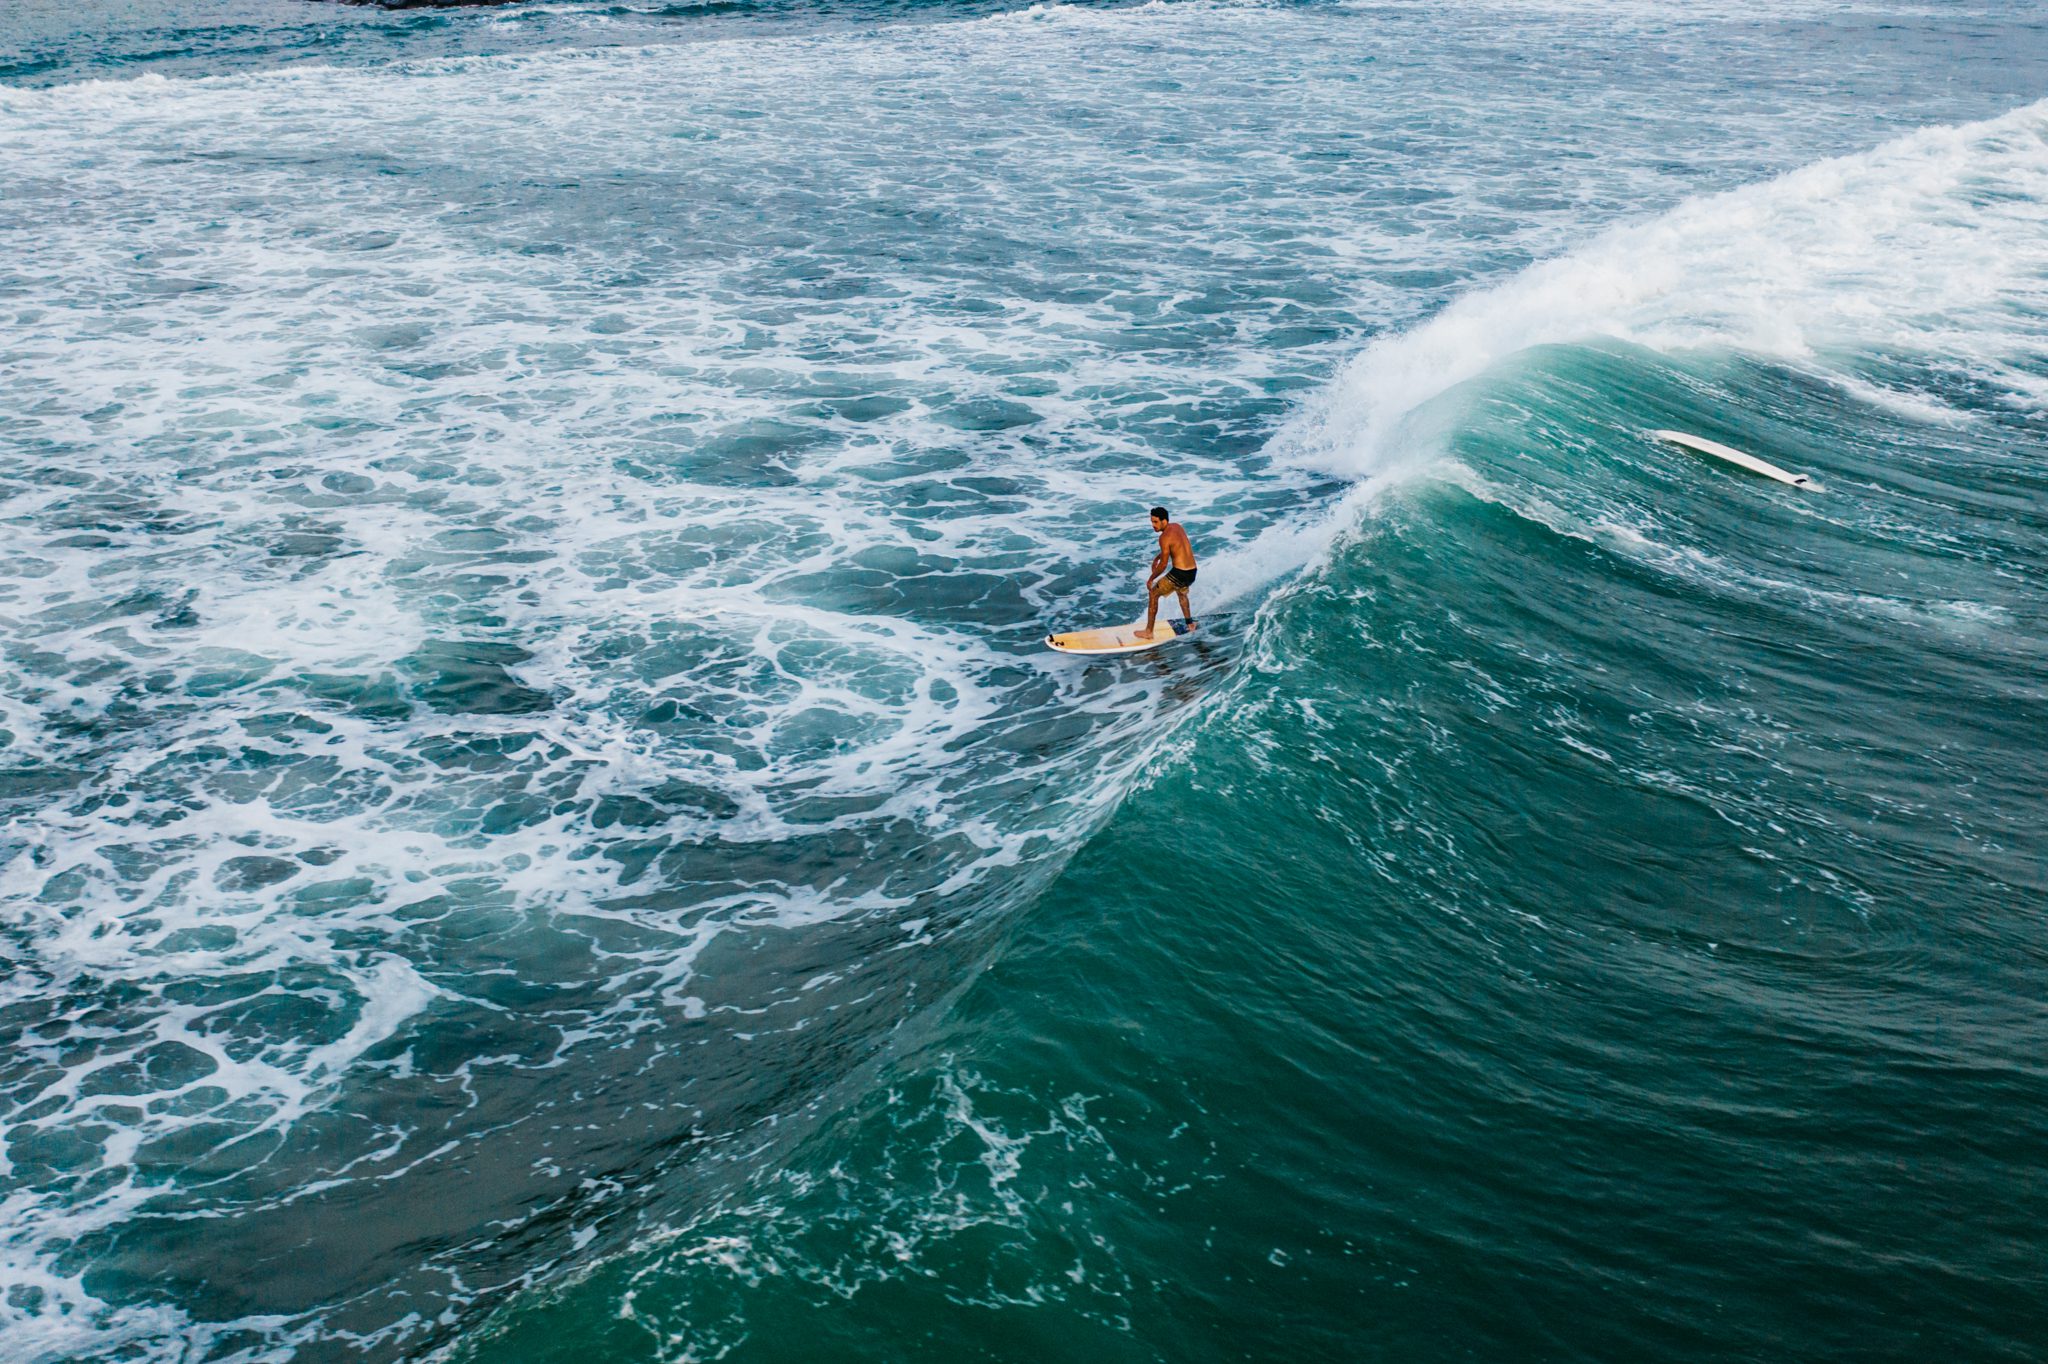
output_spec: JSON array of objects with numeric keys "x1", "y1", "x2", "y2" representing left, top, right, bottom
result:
[
  {"x1": 1176, "y1": 588, "x2": 1195, "y2": 629},
  {"x1": 1135, "y1": 583, "x2": 1164, "y2": 638}
]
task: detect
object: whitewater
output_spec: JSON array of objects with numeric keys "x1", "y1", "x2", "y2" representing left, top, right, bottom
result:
[{"x1": 2, "y1": 1, "x2": 2045, "y2": 1360}]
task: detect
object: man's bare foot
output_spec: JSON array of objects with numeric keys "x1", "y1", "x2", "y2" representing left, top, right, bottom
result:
[{"x1": 1132, "y1": 625, "x2": 1156, "y2": 639}]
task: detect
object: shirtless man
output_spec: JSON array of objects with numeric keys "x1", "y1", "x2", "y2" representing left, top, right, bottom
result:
[{"x1": 1135, "y1": 505, "x2": 1197, "y2": 639}]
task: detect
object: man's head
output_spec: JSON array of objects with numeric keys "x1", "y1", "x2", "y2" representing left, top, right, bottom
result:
[{"x1": 1149, "y1": 505, "x2": 1169, "y2": 529}]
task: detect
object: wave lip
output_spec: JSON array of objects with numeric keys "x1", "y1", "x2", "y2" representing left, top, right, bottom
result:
[{"x1": 1289, "y1": 98, "x2": 2048, "y2": 480}]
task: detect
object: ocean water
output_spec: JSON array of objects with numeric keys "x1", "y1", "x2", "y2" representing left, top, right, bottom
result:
[{"x1": 1, "y1": 0, "x2": 2045, "y2": 1360}]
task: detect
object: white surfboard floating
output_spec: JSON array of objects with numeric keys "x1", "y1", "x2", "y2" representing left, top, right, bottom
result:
[
  {"x1": 1046, "y1": 617, "x2": 1197, "y2": 655},
  {"x1": 1651, "y1": 429, "x2": 1817, "y2": 489}
]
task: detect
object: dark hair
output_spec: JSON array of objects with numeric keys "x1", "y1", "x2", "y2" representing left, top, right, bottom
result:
[{"x1": 1149, "y1": 506, "x2": 1169, "y2": 521}]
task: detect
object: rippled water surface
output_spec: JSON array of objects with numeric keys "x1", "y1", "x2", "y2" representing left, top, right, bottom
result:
[{"x1": 3, "y1": 1, "x2": 2046, "y2": 1360}]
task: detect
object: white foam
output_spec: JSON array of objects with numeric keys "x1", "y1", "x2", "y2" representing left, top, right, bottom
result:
[
  {"x1": 1290, "y1": 99, "x2": 2048, "y2": 479},
  {"x1": 0, "y1": 12, "x2": 1361, "y2": 1354}
]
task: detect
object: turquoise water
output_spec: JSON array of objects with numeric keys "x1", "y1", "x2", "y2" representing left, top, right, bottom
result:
[{"x1": 2, "y1": 2, "x2": 2045, "y2": 1360}]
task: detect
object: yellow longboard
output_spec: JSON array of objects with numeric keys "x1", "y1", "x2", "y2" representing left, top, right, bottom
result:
[{"x1": 1046, "y1": 618, "x2": 1197, "y2": 655}]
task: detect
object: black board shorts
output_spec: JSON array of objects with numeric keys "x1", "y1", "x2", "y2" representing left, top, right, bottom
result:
[{"x1": 1163, "y1": 566, "x2": 1197, "y2": 591}]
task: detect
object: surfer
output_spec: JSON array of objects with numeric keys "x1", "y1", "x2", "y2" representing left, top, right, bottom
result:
[{"x1": 1135, "y1": 506, "x2": 1197, "y2": 639}]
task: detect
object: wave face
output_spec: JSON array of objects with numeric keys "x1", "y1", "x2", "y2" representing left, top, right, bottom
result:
[{"x1": 2, "y1": 2, "x2": 2045, "y2": 1361}]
